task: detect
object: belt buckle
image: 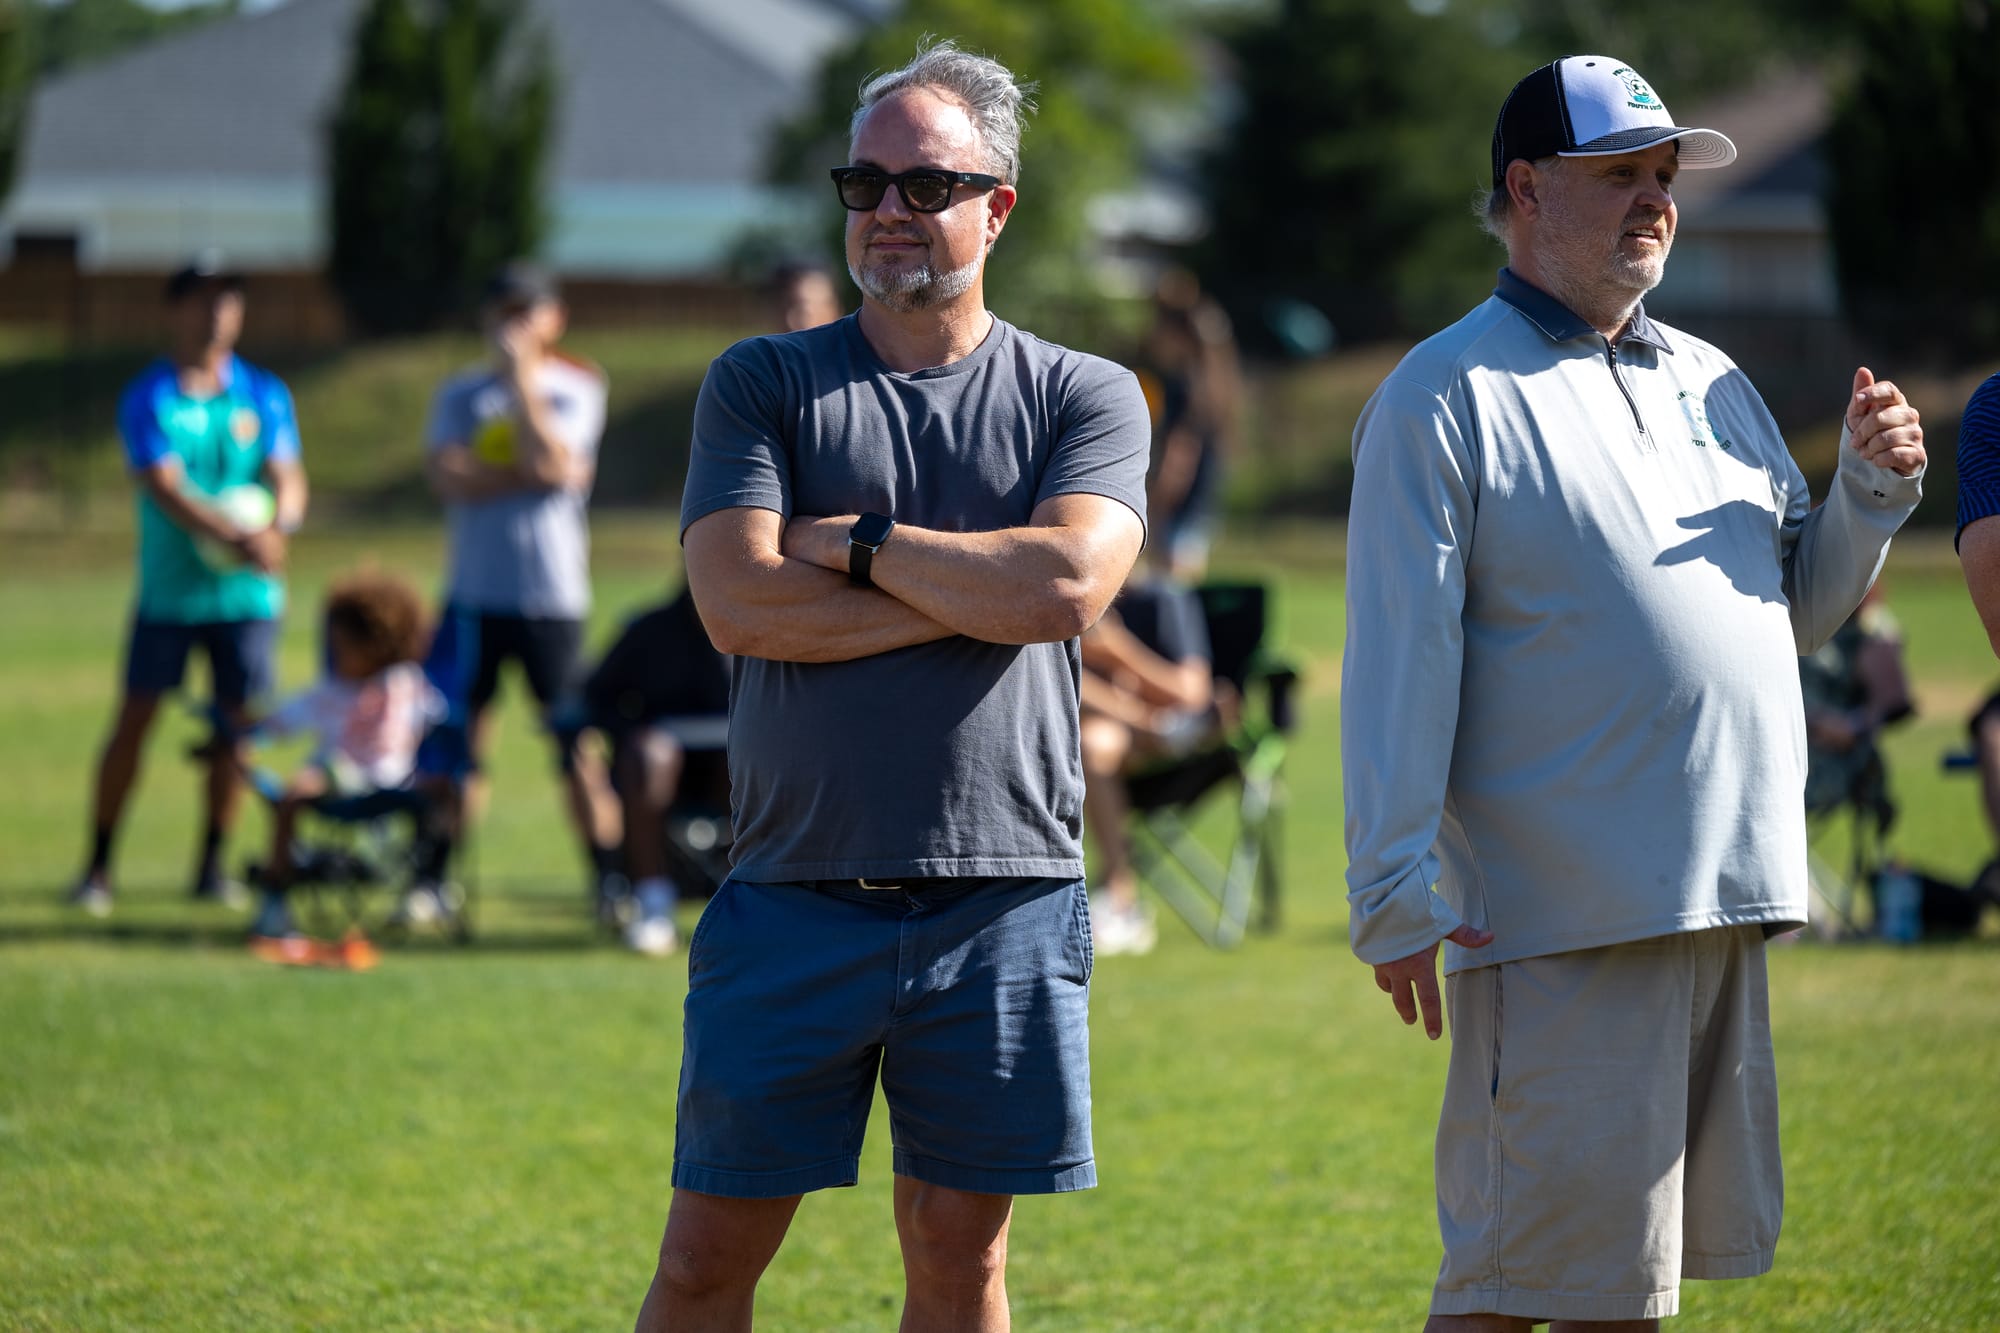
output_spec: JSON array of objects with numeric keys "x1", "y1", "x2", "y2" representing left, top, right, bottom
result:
[{"x1": 856, "y1": 877, "x2": 904, "y2": 891}]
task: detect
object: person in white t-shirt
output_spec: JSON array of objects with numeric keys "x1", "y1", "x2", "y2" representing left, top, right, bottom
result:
[{"x1": 241, "y1": 571, "x2": 441, "y2": 947}]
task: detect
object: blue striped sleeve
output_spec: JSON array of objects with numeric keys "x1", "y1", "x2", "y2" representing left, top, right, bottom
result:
[{"x1": 1958, "y1": 373, "x2": 2000, "y2": 545}]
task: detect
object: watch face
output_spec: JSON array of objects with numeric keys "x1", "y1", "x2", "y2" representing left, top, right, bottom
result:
[{"x1": 852, "y1": 512, "x2": 894, "y2": 547}]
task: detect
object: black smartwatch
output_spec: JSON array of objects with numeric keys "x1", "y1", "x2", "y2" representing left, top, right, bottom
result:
[{"x1": 848, "y1": 512, "x2": 896, "y2": 587}]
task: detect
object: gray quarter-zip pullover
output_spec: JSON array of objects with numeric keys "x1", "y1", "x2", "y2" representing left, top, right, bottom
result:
[{"x1": 1343, "y1": 270, "x2": 1922, "y2": 973}]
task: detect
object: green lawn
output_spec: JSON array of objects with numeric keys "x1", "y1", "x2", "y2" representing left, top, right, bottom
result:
[{"x1": 2, "y1": 519, "x2": 1997, "y2": 1330}]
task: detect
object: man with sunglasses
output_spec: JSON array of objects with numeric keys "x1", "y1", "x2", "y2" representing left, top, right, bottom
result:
[
  {"x1": 1343, "y1": 57, "x2": 1925, "y2": 1329},
  {"x1": 422, "y1": 261, "x2": 622, "y2": 925},
  {"x1": 636, "y1": 39, "x2": 1149, "y2": 1333}
]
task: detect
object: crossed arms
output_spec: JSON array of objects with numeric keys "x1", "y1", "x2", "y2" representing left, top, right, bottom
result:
[{"x1": 683, "y1": 494, "x2": 1145, "y2": 664}]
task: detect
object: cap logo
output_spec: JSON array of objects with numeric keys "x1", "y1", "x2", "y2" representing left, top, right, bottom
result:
[{"x1": 1613, "y1": 67, "x2": 1664, "y2": 113}]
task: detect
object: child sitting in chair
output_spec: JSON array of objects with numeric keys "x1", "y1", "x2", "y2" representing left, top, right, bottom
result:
[{"x1": 245, "y1": 571, "x2": 441, "y2": 952}]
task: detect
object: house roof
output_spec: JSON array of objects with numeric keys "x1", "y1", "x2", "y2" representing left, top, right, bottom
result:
[
  {"x1": 15, "y1": 0, "x2": 872, "y2": 189},
  {"x1": 1666, "y1": 66, "x2": 1830, "y2": 230}
]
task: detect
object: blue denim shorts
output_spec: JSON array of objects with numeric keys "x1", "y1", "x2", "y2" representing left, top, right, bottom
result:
[
  {"x1": 673, "y1": 876, "x2": 1095, "y2": 1199},
  {"x1": 124, "y1": 617, "x2": 279, "y2": 704}
]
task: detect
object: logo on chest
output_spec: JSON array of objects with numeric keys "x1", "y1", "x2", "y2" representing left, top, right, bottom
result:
[
  {"x1": 230, "y1": 407, "x2": 262, "y2": 447},
  {"x1": 1676, "y1": 391, "x2": 1733, "y2": 452}
]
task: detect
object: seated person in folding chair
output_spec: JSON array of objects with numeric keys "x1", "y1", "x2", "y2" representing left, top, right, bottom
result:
[
  {"x1": 1079, "y1": 567, "x2": 1215, "y2": 954},
  {"x1": 239, "y1": 572, "x2": 442, "y2": 955},
  {"x1": 1799, "y1": 584, "x2": 1914, "y2": 934},
  {"x1": 561, "y1": 584, "x2": 731, "y2": 957},
  {"x1": 1801, "y1": 583, "x2": 1914, "y2": 819}
]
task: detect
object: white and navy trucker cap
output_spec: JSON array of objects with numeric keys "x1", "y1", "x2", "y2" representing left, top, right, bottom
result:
[{"x1": 1491, "y1": 56, "x2": 1736, "y2": 188}]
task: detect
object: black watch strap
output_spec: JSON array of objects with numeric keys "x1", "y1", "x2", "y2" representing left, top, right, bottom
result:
[{"x1": 849, "y1": 512, "x2": 895, "y2": 587}]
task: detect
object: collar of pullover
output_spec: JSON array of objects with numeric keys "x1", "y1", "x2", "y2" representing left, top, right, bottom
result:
[{"x1": 1493, "y1": 266, "x2": 1673, "y2": 355}]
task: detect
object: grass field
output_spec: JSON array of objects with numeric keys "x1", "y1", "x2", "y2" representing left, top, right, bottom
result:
[{"x1": 3, "y1": 518, "x2": 1999, "y2": 1331}]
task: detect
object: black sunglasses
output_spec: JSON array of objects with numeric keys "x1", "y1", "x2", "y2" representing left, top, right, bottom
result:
[{"x1": 830, "y1": 166, "x2": 1001, "y2": 214}]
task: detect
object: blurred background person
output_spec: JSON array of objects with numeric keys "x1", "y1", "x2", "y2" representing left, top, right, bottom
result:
[
  {"x1": 768, "y1": 258, "x2": 845, "y2": 333},
  {"x1": 237, "y1": 570, "x2": 439, "y2": 958},
  {"x1": 1143, "y1": 269, "x2": 1242, "y2": 582},
  {"x1": 423, "y1": 261, "x2": 621, "y2": 904},
  {"x1": 561, "y1": 584, "x2": 731, "y2": 956},
  {"x1": 1956, "y1": 369, "x2": 2000, "y2": 654},
  {"x1": 1080, "y1": 564, "x2": 1215, "y2": 954},
  {"x1": 69, "y1": 256, "x2": 308, "y2": 917}
]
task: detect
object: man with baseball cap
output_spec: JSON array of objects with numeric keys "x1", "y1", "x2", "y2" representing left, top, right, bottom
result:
[
  {"x1": 71, "y1": 253, "x2": 309, "y2": 916},
  {"x1": 1342, "y1": 57, "x2": 1926, "y2": 1328}
]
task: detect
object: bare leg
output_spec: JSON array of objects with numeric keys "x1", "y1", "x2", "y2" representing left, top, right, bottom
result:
[
  {"x1": 893, "y1": 1177, "x2": 1012, "y2": 1333},
  {"x1": 266, "y1": 768, "x2": 330, "y2": 890},
  {"x1": 619, "y1": 731, "x2": 684, "y2": 885},
  {"x1": 563, "y1": 727, "x2": 624, "y2": 857},
  {"x1": 85, "y1": 693, "x2": 163, "y2": 881},
  {"x1": 1080, "y1": 714, "x2": 1138, "y2": 909},
  {"x1": 1977, "y1": 709, "x2": 2000, "y2": 849},
  {"x1": 200, "y1": 700, "x2": 255, "y2": 882},
  {"x1": 633, "y1": 1189, "x2": 801, "y2": 1333}
]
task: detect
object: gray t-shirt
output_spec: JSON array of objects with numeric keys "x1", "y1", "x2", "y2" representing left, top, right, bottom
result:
[
  {"x1": 427, "y1": 355, "x2": 607, "y2": 619},
  {"x1": 680, "y1": 314, "x2": 1150, "y2": 882}
]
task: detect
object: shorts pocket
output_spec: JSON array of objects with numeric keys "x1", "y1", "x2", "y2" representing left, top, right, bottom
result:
[
  {"x1": 1070, "y1": 879, "x2": 1094, "y2": 983},
  {"x1": 684, "y1": 879, "x2": 736, "y2": 979}
]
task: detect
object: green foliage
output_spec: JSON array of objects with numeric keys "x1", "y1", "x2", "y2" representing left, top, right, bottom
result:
[
  {"x1": 327, "y1": 0, "x2": 556, "y2": 336},
  {"x1": 1195, "y1": 0, "x2": 1836, "y2": 342},
  {"x1": 0, "y1": 0, "x2": 28, "y2": 208},
  {"x1": 1827, "y1": 0, "x2": 2000, "y2": 365},
  {"x1": 767, "y1": 0, "x2": 1194, "y2": 343},
  {"x1": 1478, "y1": 0, "x2": 1835, "y2": 104},
  {"x1": 21, "y1": 0, "x2": 239, "y2": 78},
  {"x1": 1197, "y1": 0, "x2": 1518, "y2": 342}
]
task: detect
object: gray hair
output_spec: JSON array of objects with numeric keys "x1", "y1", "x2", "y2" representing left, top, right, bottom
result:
[
  {"x1": 851, "y1": 37, "x2": 1038, "y2": 185},
  {"x1": 1477, "y1": 154, "x2": 1561, "y2": 244}
]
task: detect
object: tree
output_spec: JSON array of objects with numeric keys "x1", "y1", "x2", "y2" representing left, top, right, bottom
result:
[
  {"x1": 327, "y1": 0, "x2": 556, "y2": 335},
  {"x1": 27, "y1": 0, "x2": 240, "y2": 78},
  {"x1": 1827, "y1": 0, "x2": 2000, "y2": 364},
  {"x1": 767, "y1": 0, "x2": 1194, "y2": 343},
  {"x1": 0, "y1": 0, "x2": 28, "y2": 210},
  {"x1": 1196, "y1": 0, "x2": 1519, "y2": 344}
]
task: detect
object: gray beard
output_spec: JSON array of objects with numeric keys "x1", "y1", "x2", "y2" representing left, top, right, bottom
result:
[{"x1": 849, "y1": 251, "x2": 983, "y2": 313}]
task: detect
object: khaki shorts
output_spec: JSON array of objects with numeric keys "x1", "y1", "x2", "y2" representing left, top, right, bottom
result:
[{"x1": 1431, "y1": 925, "x2": 1782, "y2": 1322}]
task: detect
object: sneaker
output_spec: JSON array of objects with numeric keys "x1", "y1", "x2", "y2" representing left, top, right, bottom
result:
[
  {"x1": 191, "y1": 871, "x2": 251, "y2": 909},
  {"x1": 1090, "y1": 891, "x2": 1157, "y2": 956},
  {"x1": 389, "y1": 882, "x2": 451, "y2": 930},
  {"x1": 247, "y1": 894, "x2": 297, "y2": 941},
  {"x1": 624, "y1": 913, "x2": 680, "y2": 958},
  {"x1": 66, "y1": 875, "x2": 113, "y2": 918}
]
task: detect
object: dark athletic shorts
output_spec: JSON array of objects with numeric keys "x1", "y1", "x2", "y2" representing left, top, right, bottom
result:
[
  {"x1": 449, "y1": 608, "x2": 584, "y2": 713},
  {"x1": 673, "y1": 876, "x2": 1096, "y2": 1199},
  {"x1": 124, "y1": 617, "x2": 279, "y2": 706}
]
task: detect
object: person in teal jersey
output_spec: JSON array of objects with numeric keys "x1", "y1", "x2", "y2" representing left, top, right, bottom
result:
[{"x1": 69, "y1": 257, "x2": 309, "y2": 917}]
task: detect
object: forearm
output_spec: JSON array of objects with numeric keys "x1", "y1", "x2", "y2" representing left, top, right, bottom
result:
[
  {"x1": 428, "y1": 449, "x2": 529, "y2": 503},
  {"x1": 141, "y1": 472, "x2": 236, "y2": 543},
  {"x1": 685, "y1": 510, "x2": 954, "y2": 663},
  {"x1": 1078, "y1": 670, "x2": 1154, "y2": 729},
  {"x1": 1785, "y1": 424, "x2": 1923, "y2": 651},
  {"x1": 268, "y1": 460, "x2": 308, "y2": 533},
  {"x1": 507, "y1": 371, "x2": 584, "y2": 489},
  {"x1": 786, "y1": 507, "x2": 1138, "y2": 646},
  {"x1": 1083, "y1": 624, "x2": 1210, "y2": 710}
]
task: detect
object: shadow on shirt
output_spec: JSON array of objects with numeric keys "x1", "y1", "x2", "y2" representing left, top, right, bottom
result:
[{"x1": 1654, "y1": 499, "x2": 1788, "y2": 604}]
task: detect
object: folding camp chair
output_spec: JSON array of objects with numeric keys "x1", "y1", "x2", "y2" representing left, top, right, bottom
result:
[
  {"x1": 240, "y1": 609, "x2": 478, "y2": 946},
  {"x1": 1803, "y1": 744, "x2": 1894, "y2": 938},
  {"x1": 1124, "y1": 581, "x2": 1298, "y2": 948}
]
